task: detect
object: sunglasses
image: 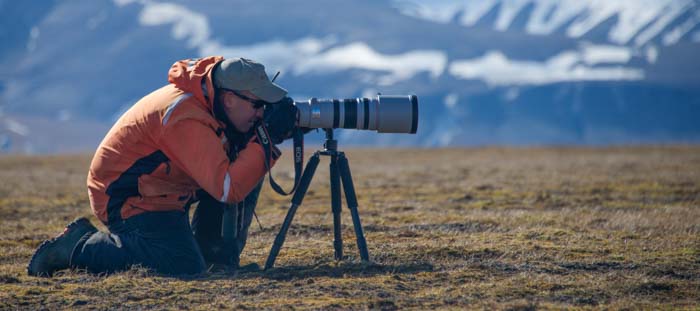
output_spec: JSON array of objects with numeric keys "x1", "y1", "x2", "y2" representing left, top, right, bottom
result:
[{"x1": 222, "y1": 88, "x2": 268, "y2": 109}]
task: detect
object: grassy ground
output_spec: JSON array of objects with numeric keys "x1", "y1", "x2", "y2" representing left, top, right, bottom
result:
[{"x1": 0, "y1": 146, "x2": 698, "y2": 310}]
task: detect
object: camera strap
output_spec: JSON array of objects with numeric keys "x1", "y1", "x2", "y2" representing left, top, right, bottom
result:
[{"x1": 255, "y1": 124, "x2": 304, "y2": 196}]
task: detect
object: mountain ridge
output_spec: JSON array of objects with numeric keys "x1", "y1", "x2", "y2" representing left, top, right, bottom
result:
[{"x1": 1, "y1": 0, "x2": 698, "y2": 153}]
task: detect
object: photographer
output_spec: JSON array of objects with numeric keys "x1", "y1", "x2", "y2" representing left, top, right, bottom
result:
[{"x1": 28, "y1": 57, "x2": 297, "y2": 276}]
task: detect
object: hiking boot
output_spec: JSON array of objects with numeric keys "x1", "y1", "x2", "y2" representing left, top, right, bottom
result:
[{"x1": 27, "y1": 217, "x2": 98, "y2": 277}]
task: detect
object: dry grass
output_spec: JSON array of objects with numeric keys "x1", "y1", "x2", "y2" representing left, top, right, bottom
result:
[{"x1": 1, "y1": 146, "x2": 698, "y2": 310}]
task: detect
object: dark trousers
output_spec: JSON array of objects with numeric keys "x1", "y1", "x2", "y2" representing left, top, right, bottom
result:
[
  {"x1": 70, "y1": 182, "x2": 262, "y2": 275},
  {"x1": 191, "y1": 182, "x2": 262, "y2": 265}
]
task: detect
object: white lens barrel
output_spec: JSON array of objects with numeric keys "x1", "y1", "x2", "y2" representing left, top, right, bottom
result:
[{"x1": 295, "y1": 95, "x2": 418, "y2": 134}]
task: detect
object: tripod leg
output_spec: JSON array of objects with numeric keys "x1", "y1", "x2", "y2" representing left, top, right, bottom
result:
[
  {"x1": 265, "y1": 152, "x2": 321, "y2": 270},
  {"x1": 337, "y1": 153, "x2": 370, "y2": 262},
  {"x1": 330, "y1": 155, "x2": 343, "y2": 260}
]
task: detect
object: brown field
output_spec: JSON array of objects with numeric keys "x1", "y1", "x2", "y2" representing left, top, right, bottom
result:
[{"x1": 0, "y1": 146, "x2": 699, "y2": 310}]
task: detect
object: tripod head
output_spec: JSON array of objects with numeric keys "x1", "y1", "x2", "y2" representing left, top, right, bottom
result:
[{"x1": 323, "y1": 128, "x2": 338, "y2": 152}]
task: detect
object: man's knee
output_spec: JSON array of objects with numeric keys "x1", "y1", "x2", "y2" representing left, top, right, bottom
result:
[{"x1": 71, "y1": 231, "x2": 132, "y2": 274}]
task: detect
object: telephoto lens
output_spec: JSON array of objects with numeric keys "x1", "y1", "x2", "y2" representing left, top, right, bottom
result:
[{"x1": 294, "y1": 95, "x2": 418, "y2": 134}]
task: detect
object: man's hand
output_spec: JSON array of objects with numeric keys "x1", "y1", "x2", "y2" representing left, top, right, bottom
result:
[{"x1": 263, "y1": 96, "x2": 297, "y2": 144}]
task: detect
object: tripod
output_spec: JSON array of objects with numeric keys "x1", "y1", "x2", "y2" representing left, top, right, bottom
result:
[{"x1": 265, "y1": 129, "x2": 370, "y2": 270}]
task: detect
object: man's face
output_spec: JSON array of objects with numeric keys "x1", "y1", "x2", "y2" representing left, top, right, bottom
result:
[{"x1": 220, "y1": 89, "x2": 265, "y2": 133}]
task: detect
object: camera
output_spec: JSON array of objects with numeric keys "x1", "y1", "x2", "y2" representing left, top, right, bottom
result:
[{"x1": 264, "y1": 95, "x2": 419, "y2": 135}]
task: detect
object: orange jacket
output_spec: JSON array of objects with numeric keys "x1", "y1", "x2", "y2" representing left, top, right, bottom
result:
[{"x1": 87, "y1": 56, "x2": 276, "y2": 225}]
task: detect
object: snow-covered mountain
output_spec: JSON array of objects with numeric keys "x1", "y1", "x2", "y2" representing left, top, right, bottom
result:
[
  {"x1": 1, "y1": 0, "x2": 699, "y2": 153},
  {"x1": 396, "y1": 0, "x2": 699, "y2": 46}
]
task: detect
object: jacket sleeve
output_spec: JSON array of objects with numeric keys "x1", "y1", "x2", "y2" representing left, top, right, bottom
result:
[{"x1": 158, "y1": 117, "x2": 276, "y2": 204}]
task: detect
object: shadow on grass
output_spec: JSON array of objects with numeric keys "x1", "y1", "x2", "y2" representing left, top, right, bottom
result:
[{"x1": 192, "y1": 261, "x2": 434, "y2": 282}]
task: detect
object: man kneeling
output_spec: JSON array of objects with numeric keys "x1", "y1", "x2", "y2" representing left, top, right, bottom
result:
[{"x1": 28, "y1": 56, "x2": 296, "y2": 276}]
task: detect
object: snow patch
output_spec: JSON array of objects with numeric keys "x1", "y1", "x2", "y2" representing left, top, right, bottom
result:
[
  {"x1": 645, "y1": 45, "x2": 659, "y2": 64},
  {"x1": 662, "y1": 9, "x2": 700, "y2": 46},
  {"x1": 494, "y1": 0, "x2": 530, "y2": 31},
  {"x1": 525, "y1": 1, "x2": 588, "y2": 35},
  {"x1": 449, "y1": 49, "x2": 644, "y2": 86},
  {"x1": 580, "y1": 44, "x2": 633, "y2": 65},
  {"x1": 199, "y1": 37, "x2": 337, "y2": 78},
  {"x1": 633, "y1": 0, "x2": 694, "y2": 46},
  {"x1": 563, "y1": 0, "x2": 682, "y2": 45},
  {"x1": 460, "y1": 1, "x2": 499, "y2": 26},
  {"x1": 4, "y1": 118, "x2": 29, "y2": 136},
  {"x1": 293, "y1": 42, "x2": 447, "y2": 85}
]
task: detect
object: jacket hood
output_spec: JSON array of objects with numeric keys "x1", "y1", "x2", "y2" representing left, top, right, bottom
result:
[{"x1": 167, "y1": 56, "x2": 224, "y2": 114}]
